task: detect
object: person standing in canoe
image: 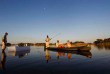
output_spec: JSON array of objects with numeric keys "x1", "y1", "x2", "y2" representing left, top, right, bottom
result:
[
  {"x1": 2, "y1": 32, "x2": 8, "y2": 52},
  {"x1": 45, "y1": 35, "x2": 51, "y2": 48}
]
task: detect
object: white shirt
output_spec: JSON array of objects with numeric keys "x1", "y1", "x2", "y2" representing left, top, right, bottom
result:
[
  {"x1": 45, "y1": 38, "x2": 51, "y2": 42},
  {"x1": 56, "y1": 42, "x2": 62, "y2": 47},
  {"x1": 56, "y1": 43, "x2": 59, "y2": 47}
]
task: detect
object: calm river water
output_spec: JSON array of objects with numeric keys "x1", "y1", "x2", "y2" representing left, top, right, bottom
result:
[{"x1": 0, "y1": 45, "x2": 110, "y2": 74}]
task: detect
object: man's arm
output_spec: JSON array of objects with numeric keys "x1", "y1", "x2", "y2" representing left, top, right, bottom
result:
[{"x1": 4, "y1": 35, "x2": 7, "y2": 43}]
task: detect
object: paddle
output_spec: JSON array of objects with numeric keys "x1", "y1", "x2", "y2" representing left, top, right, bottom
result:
[{"x1": 50, "y1": 33, "x2": 61, "y2": 40}]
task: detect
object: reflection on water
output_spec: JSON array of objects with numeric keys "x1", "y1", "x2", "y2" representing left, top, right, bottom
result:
[
  {"x1": 1, "y1": 46, "x2": 110, "y2": 74},
  {"x1": 45, "y1": 49, "x2": 51, "y2": 63},
  {"x1": 0, "y1": 50, "x2": 30, "y2": 70},
  {"x1": 8, "y1": 50, "x2": 30, "y2": 58},
  {"x1": 45, "y1": 49, "x2": 92, "y2": 63},
  {"x1": 0, "y1": 51, "x2": 6, "y2": 70},
  {"x1": 56, "y1": 52, "x2": 66, "y2": 59},
  {"x1": 94, "y1": 45, "x2": 110, "y2": 50}
]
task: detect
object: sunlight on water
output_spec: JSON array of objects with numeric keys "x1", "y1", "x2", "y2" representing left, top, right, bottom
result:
[{"x1": 0, "y1": 45, "x2": 110, "y2": 74}]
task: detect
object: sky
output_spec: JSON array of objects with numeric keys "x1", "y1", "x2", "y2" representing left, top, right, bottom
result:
[{"x1": 0, "y1": 0, "x2": 110, "y2": 44}]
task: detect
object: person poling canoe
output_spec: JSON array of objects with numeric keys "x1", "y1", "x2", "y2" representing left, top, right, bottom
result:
[
  {"x1": 51, "y1": 33, "x2": 61, "y2": 40},
  {"x1": 45, "y1": 35, "x2": 51, "y2": 48},
  {"x1": 45, "y1": 33, "x2": 61, "y2": 48}
]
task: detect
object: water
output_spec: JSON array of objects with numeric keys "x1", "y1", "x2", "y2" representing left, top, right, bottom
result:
[{"x1": 0, "y1": 45, "x2": 110, "y2": 74}]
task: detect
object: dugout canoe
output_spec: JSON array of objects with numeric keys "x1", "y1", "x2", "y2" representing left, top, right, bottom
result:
[{"x1": 45, "y1": 46, "x2": 91, "y2": 51}]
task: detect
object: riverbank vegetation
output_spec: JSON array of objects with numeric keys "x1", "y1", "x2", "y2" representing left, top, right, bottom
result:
[
  {"x1": 94, "y1": 38, "x2": 110, "y2": 45},
  {"x1": 0, "y1": 41, "x2": 91, "y2": 46},
  {"x1": 1, "y1": 38, "x2": 110, "y2": 46}
]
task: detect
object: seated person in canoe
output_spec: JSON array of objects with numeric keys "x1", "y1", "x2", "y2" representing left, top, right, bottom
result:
[
  {"x1": 56, "y1": 40, "x2": 65, "y2": 47},
  {"x1": 67, "y1": 40, "x2": 73, "y2": 48}
]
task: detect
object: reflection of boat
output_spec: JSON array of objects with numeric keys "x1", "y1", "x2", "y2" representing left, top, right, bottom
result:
[
  {"x1": 7, "y1": 46, "x2": 30, "y2": 51},
  {"x1": 46, "y1": 46, "x2": 91, "y2": 51},
  {"x1": 49, "y1": 50, "x2": 92, "y2": 58},
  {"x1": 8, "y1": 50, "x2": 30, "y2": 58}
]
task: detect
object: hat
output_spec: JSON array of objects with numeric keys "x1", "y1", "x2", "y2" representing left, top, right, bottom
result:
[
  {"x1": 5, "y1": 32, "x2": 8, "y2": 35},
  {"x1": 67, "y1": 40, "x2": 70, "y2": 42}
]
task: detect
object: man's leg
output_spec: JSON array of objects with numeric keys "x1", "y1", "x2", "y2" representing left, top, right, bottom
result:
[
  {"x1": 2, "y1": 42, "x2": 5, "y2": 52},
  {"x1": 46, "y1": 42, "x2": 49, "y2": 48}
]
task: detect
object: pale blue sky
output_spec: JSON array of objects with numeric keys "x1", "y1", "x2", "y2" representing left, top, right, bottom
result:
[{"x1": 0, "y1": 0, "x2": 110, "y2": 43}]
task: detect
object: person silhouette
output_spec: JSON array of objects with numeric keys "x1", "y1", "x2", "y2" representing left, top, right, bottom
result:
[
  {"x1": 2, "y1": 32, "x2": 8, "y2": 52},
  {"x1": 45, "y1": 35, "x2": 51, "y2": 48}
]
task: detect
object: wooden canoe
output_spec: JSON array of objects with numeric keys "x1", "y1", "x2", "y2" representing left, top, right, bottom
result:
[{"x1": 46, "y1": 46, "x2": 91, "y2": 51}]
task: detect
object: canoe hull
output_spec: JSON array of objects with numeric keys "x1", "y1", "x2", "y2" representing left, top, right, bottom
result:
[{"x1": 46, "y1": 46, "x2": 91, "y2": 51}]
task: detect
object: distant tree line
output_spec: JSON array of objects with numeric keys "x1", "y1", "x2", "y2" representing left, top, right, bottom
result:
[
  {"x1": 17, "y1": 41, "x2": 87, "y2": 46},
  {"x1": 94, "y1": 38, "x2": 110, "y2": 45},
  {"x1": 17, "y1": 43, "x2": 46, "y2": 46},
  {"x1": 0, "y1": 41, "x2": 91, "y2": 46},
  {"x1": 70, "y1": 41, "x2": 87, "y2": 45},
  {"x1": 35, "y1": 43, "x2": 45, "y2": 46}
]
